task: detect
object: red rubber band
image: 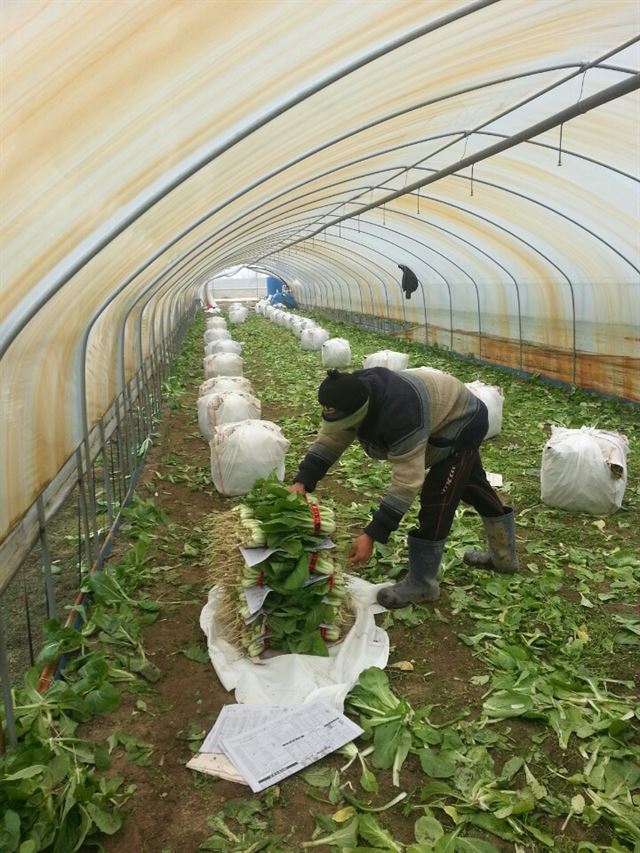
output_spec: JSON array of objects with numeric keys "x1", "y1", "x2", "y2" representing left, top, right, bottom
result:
[
  {"x1": 329, "y1": 574, "x2": 335, "y2": 591},
  {"x1": 310, "y1": 503, "x2": 321, "y2": 534},
  {"x1": 309, "y1": 552, "x2": 318, "y2": 572},
  {"x1": 258, "y1": 569, "x2": 264, "y2": 586}
]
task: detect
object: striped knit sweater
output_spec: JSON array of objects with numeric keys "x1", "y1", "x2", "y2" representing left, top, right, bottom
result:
[{"x1": 293, "y1": 366, "x2": 484, "y2": 542}]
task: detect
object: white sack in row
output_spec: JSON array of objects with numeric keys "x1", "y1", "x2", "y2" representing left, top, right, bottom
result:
[
  {"x1": 465, "y1": 380, "x2": 504, "y2": 440},
  {"x1": 541, "y1": 426, "x2": 628, "y2": 515},
  {"x1": 204, "y1": 328, "x2": 228, "y2": 345},
  {"x1": 301, "y1": 327, "x2": 330, "y2": 351},
  {"x1": 205, "y1": 339, "x2": 242, "y2": 357},
  {"x1": 206, "y1": 317, "x2": 227, "y2": 330},
  {"x1": 199, "y1": 376, "x2": 254, "y2": 398},
  {"x1": 198, "y1": 391, "x2": 261, "y2": 442},
  {"x1": 205, "y1": 328, "x2": 231, "y2": 344},
  {"x1": 203, "y1": 353, "x2": 244, "y2": 379},
  {"x1": 321, "y1": 338, "x2": 352, "y2": 368},
  {"x1": 229, "y1": 308, "x2": 248, "y2": 325},
  {"x1": 363, "y1": 350, "x2": 409, "y2": 371},
  {"x1": 210, "y1": 420, "x2": 289, "y2": 496}
]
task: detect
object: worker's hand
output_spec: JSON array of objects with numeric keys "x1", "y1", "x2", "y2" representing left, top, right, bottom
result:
[
  {"x1": 288, "y1": 482, "x2": 307, "y2": 499},
  {"x1": 348, "y1": 533, "x2": 374, "y2": 566}
]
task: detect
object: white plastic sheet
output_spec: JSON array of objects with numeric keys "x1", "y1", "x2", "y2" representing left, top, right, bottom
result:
[
  {"x1": 465, "y1": 380, "x2": 504, "y2": 440},
  {"x1": 363, "y1": 350, "x2": 409, "y2": 371},
  {"x1": 209, "y1": 419, "x2": 289, "y2": 496},
  {"x1": 321, "y1": 338, "x2": 352, "y2": 368},
  {"x1": 540, "y1": 426, "x2": 628, "y2": 514},
  {"x1": 198, "y1": 391, "x2": 261, "y2": 441},
  {"x1": 200, "y1": 576, "x2": 389, "y2": 708}
]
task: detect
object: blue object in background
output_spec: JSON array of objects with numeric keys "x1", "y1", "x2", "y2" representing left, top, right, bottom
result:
[
  {"x1": 266, "y1": 276, "x2": 283, "y2": 296},
  {"x1": 272, "y1": 291, "x2": 298, "y2": 309}
]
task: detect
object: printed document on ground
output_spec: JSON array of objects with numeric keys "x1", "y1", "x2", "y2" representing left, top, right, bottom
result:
[{"x1": 219, "y1": 699, "x2": 363, "y2": 792}]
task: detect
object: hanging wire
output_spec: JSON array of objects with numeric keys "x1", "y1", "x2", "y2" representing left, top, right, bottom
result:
[
  {"x1": 470, "y1": 163, "x2": 475, "y2": 197},
  {"x1": 557, "y1": 122, "x2": 564, "y2": 167},
  {"x1": 460, "y1": 131, "x2": 470, "y2": 161},
  {"x1": 417, "y1": 187, "x2": 420, "y2": 214},
  {"x1": 577, "y1": 66, "x2": 588, "y2": 103},
  {"x1": 382, "y1": 204, "x2": 386, "y2": 225}
]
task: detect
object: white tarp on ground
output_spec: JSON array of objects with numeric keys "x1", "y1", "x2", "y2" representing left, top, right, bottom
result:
[{"x1": 200, "y1": 575, "x2": 390, "y2": 710}]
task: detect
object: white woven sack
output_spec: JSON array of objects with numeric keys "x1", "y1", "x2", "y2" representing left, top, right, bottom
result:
[
  {"x1": 301, "y1": 327, "x2": 330, "y2": 351},
  {"x1": 206, "y1": 317, "x2": 227, "y2": 330},
  {"x1": 540, "y1": 426, "x2": 628, "y2": 515},
  {"x1": 210, "y1": 420, "x2": 290, "y2": 496},
  {"x1": 206, "y1": 329, "x2": 231, "y2": 343},
  {"x1": 206, "y1": 339, "x2": 242, "y2": 356},
  {"x1": 199, "y1": 376, "x2": 253, "y2": 397},
  {"x1": 322, "y1": 338, "x2": 352, "y2": 368},
  {"x1": 363, "y1": 350, "x2": 409, "y2": 371},
  {"x1": 229, "y1": 309, "x2": 248, "y2": 325},
  {"x1": 204, "y1": 353, "x2": 244, "y2": 378},
  {"x1": 290, "y1": 318, "x2": 306, "y2": 338},
  {"x1": 204, "y1": 327, "x2": 228, "y2": 344},
  {"x1": 465, "y1": 380, "x2": 504, "y2": 440},
  {"x1": 198, "y1": 391, "x2": 261, "y2": 441}
]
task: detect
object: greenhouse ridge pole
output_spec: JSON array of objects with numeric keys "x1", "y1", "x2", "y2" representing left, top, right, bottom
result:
[{"x1": 280, "y1": 73, "x2": 640, "y2": 248}]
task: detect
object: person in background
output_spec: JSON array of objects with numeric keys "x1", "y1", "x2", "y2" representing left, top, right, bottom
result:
[{"x1": 290, "y1": 367, "x2": 518, "y2": 609}]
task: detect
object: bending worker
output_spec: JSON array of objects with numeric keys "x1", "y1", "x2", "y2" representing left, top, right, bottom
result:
[{"x1": 291, "y1": 366, "x2": 518, "y2": 609}]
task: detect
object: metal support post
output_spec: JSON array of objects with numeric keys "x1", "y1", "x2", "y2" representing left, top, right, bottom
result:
[{"x1": 36, "y1": 498, "x2": 56, "y2": 619}]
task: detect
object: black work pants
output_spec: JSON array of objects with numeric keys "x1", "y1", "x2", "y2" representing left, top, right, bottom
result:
[{"x1": 414, "y1": 447, "x2": 506, "y2": 542}]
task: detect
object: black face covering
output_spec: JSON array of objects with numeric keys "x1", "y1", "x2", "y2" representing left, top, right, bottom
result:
[{"x1": 318, "y1": 369, "x2": 369, "y2": 421}]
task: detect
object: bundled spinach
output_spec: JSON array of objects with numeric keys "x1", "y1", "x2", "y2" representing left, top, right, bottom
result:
[
  {"x1": 242, "y1": 474, "x2": 336, "y2": 547},
  {"x1": 230, "y1": 476, "x2": 347, "y2": 659}
]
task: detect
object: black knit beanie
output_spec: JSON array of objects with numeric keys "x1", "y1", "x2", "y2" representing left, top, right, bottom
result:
[{"x1": 318, "y1": 369, "x2": 368, "y2": 421}]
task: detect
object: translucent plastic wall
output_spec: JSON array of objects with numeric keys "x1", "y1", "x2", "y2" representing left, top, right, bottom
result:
[{"x1": 1, "y1": 0, "x2": 639, "y2": 550}]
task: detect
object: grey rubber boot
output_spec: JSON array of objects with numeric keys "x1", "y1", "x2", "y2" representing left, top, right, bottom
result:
[
  {"x1": 376, "y1": 535, "x2": 444, "y2": 609},
  {"x1": 463, "y1": 508, "x2": 519, "y2": 574}
]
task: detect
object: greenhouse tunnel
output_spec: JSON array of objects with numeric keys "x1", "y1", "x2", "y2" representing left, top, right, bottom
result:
[{"x1": 0, "y1": 0, "x2": 638, "y2": 795}]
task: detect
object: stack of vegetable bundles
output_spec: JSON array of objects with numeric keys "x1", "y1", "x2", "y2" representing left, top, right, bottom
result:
[{"x1": 233, "y1": 476, "x2": 348, "y2": 659}]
